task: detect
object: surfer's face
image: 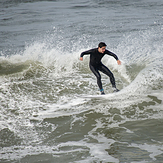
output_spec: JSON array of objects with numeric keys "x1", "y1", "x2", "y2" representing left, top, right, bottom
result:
[{"x1": 98, "y1": 46, "x2": 106, "y2": 53}]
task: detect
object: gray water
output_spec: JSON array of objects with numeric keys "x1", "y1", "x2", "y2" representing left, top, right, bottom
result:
[{"x1": 0, "y1": 0, "x2": 163, "y2": 162}]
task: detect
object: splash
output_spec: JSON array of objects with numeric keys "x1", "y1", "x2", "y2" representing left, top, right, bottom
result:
[{"x1": 0, "y1": 27, "x2": 163, "y2": 162}]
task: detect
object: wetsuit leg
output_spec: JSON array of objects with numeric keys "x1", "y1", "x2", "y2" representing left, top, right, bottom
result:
[
  {"x1": 89, "y1": 64, "x2": 103, "y2": 90},
  {"x1": 99, "y1": 64, "x2": 116, "y2": 87}
]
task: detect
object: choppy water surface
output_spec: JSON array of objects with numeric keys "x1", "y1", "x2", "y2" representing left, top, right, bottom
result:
[{"x1": 0, "y1": 0, "x2": 163, "y2": 162}]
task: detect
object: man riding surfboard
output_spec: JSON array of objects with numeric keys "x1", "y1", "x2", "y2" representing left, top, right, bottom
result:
[{"x1": 80, "y1": 42, "x2": 121, "y2": 95}]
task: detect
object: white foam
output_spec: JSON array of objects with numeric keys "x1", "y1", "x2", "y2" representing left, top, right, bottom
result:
[
  {"x1": 130, "y1": 143, "x2": 163, "y2": 161},
  {"x1": 34, "y1": 97, "x2": 89, "y2": 120}
]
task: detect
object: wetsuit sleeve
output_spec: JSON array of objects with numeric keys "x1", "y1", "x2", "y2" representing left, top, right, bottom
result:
[
  {"x1": 80, "y1": 49, "x2": 94, "y2": 57},
  {"x1": 105, "y1": 50, "x2": 119, "y2": 60}
]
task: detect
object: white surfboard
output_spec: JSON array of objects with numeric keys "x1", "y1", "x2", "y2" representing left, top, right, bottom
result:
[{"x1": 80, "y1": 92, "x2": 117, "y2": 99}]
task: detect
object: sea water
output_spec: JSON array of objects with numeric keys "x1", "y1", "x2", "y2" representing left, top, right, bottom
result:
[{"x1": 0, "y1": 0, "x2": 163, "y2": 162}]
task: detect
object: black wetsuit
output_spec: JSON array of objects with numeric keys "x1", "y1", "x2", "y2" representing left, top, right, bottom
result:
[{"x1": 80, "y1": 48, "x2": 119, "y2": 90}]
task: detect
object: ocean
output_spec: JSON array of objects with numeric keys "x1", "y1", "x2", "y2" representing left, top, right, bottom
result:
[{"x1": 0, "y1": 0, "x2": 163, "y2": 162}]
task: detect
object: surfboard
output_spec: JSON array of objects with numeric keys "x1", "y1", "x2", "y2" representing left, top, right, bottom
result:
[
  {"x1": 80, "y1": 92, "x2": 117, "y2": 99},
  {"x1": 77, "y1": 88, "x2": 122, "y2": 99}
]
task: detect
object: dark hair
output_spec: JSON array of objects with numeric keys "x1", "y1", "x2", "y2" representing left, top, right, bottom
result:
[{"x1": 98, "y1": 42, "x2": 107, "y2": 48}]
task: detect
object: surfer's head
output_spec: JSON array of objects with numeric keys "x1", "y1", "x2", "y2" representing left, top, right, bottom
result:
[{"x1": 98, "y1": 42, "x2": 107, "y2": 53}]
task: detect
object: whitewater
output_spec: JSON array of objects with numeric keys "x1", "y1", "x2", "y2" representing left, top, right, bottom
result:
[{"x1": 0, "y1": 0, "x2": 163, "y2": 162}]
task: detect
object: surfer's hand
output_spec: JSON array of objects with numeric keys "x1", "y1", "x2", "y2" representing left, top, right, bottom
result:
[
  {"x1": 117, "y1": 60, "x2": 121, "y2": 65},
  {"x1": 80, "y1": 57, "x2": 83, "y2": 61}
]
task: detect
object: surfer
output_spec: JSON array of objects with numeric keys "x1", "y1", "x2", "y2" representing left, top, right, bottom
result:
[{"x1": 80, "y1": 42, "x2": 121, "y2": 95}]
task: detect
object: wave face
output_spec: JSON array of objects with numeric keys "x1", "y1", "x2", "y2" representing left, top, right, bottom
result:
[{"x1": 0, "y1": 0, "x2": 163, "y2": 162}]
